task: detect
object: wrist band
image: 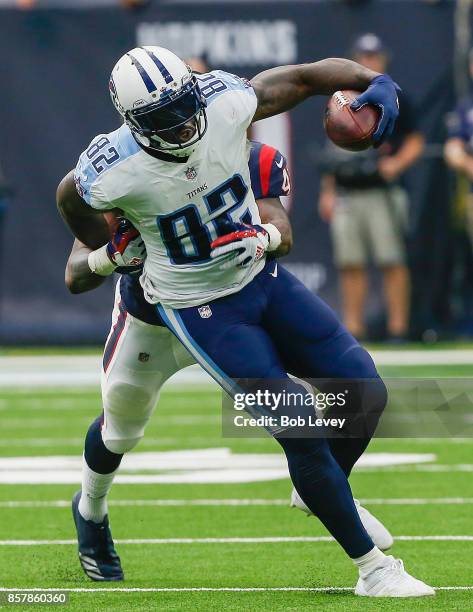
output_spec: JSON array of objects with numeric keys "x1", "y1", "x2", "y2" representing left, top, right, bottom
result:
[
  {"x1": 261, "y1": 223, "x2": 282, "y2": 252},
  {"x1": 87, "y1": 245, "x2": 116, "y2": 276}
]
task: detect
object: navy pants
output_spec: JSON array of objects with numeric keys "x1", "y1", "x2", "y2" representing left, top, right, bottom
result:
[{"x1": 158, "y1": 260, "x2": 387, "y2": 557}]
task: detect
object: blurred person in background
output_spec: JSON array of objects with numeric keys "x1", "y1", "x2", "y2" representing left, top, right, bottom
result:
[
  {"x1": 444, "y1": 48, "x2": 473, "y2": 249},
  {"x1": 120, "y1": 0, "x2": 150, "y2": 9},
  {"x1": 319, "y1": 34, "x2": 424, "y2": 341},
  {"x1": 16, "y1": 0, "x2": 36, "y2": 7}
]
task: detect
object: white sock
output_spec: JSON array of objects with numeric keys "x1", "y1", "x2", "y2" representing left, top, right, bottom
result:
[
  {"x1": 78, "y1": 456, "x2": 117, "y2": 523},
  {"x1": 353, "y1": 546, "x2": 388, "y2": 577}
]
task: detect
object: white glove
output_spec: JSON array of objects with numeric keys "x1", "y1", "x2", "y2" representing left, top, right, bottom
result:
[
  {"x1": 88, "y1": 219, "x2": 146, "y2": 276},
  {"x1": 210, "y1": 222, "x2": 281, "y2": 270}
]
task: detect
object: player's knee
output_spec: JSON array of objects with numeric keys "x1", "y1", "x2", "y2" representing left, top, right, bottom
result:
[
  {"x1": 342, "y1": 344, "x2": 378, "y2": 379},
  {"x1": 102, "y1": 381, "x2": 157, "y2": 454},
  {"x1": 103, "y1": 435, "x2": 142, "y2": 455},
  {"x1": 106, "y1": 380, "x2": 156, "y2": 418},
  {"x1": 362, "y1": 374, "x2": 387, "y2": 417}
]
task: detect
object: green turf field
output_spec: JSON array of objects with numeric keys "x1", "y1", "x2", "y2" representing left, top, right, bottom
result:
[{"x1": 0, "y1": 355, "x2": 472, "y2": 610}]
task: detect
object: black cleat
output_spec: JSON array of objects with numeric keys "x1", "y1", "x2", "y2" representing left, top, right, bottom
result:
[{"x1": 71, "y1": 490, "x2": 124, "y2": 581}]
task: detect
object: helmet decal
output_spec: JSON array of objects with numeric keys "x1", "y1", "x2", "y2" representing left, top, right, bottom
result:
[
  {"x1": 126, "y1": 52, "x2": 157, "y2": 94},
  {"x1": 142, "y1": 47, "x2": 174, "y2": 85}
]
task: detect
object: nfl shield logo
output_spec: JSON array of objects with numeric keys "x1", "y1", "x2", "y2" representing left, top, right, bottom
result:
[
  {"x1": 138, "y1": 352, "x2": 150, "y2": 363},
  {"x1": 198, "y1": 305, "x2": 212, "y2": 319},
  {"x1": 185, "y1": 166, "x2": 197, "y2": 180}
]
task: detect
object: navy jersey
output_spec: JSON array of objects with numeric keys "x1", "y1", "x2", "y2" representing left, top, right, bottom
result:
[
  {"x1": 120, "y1": 141, "x2": 291, "y2": 326},
  {"x1": 249, "y1": 141, "x2": 291, "y2": 199}
]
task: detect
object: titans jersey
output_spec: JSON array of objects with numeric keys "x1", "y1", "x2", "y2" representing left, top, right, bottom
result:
[
  {"x1": 119, "y1": 140, "x2": 290, "y2": 326},
  {"x1": 75, "y1": 71, "x2": 262, "y2": 308}
]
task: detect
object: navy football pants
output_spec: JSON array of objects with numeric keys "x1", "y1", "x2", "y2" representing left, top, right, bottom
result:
[{"x1": 158, "y1": 260, "x2": 387, "y2": 558}]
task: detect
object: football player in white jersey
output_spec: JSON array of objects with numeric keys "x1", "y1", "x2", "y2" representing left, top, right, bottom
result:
[
  {"x1": 64, "y1": 142, "x2": 295, "y2": 582},
  {"x1": 58, "y1": 48, "x2": 433, "y2": 596}
]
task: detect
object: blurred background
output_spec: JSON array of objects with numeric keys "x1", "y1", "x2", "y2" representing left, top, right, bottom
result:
[{"x1": 0, "y1": 0, "x2": 470, "y2": 346}]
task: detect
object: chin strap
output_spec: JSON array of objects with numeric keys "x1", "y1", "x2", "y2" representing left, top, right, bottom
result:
[{"x1": 133, "y1": 133, "x2": 190, "y2": 163}]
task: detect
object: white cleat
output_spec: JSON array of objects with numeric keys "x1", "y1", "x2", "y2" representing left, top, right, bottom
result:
[
  {"x1": 290, "y1": 488, "x2": 394, "y2": 551},
  {"x1": 355, "y1": 556, "x2": 435, "y2": 597}
]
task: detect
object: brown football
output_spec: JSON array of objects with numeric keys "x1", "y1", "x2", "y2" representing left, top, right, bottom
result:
[{"x1": 324, "y1": 90, "x2": 380, "y2": 152}]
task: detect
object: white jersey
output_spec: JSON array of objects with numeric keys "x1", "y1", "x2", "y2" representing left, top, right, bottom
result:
[{"x1": 74, "y1": 71, "x2": 261, "y2": 308}]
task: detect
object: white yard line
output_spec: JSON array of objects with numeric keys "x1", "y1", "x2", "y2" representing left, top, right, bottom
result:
[
  {"x1": 0, "y1": 535, "x2": 472, "y2": 546},
  {"x1": 0, "y1": 349, "x2": 472, "y2": 388},
  {"x1": 363, "y1": 464, "x2": 473, "y2": 472},
  {"x1": 0, "y1": 586, "x2": 472, "y2": 593},
  {"x1": 1, "y1": 497, "x2": 473, "y2": 509}
]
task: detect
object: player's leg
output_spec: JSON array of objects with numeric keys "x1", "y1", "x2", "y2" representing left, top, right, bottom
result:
[
  {"x1": 331, "y1": 190, "x2": 369, "y2": 338},
  {"x1": 263, "y1": 271, "x2": 393, "y2": 550},
  {"x1": 338, "y1": 266, "x2": 368, "y2": 339},
  {"x1": 368, "y1": 187, "x2": 410, "y2": 339},
  {"x1": 158, "y1": 284, "x2": 378, "y2": 561},
  {"x1": 160, "y1": 274, "x2": 433, "y2": 596},
  {"x1": 80, "y1": 308, "x2": 192, "y2": 520},
  {"x1": 262, "y1": 263, "x2": 386, "y2": 476},
  {"x1": 262, "y1": 264, "x2": 435, "y2": 592},
  {"x1": 74, "y1": 288, "x2": 194, "y2": 581}
]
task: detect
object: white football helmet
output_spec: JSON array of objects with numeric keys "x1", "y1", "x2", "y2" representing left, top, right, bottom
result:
[{"x1": 109, "y1": 46, "x2": 207, "y2": 157}]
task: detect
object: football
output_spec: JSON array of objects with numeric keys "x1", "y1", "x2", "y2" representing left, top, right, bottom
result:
[{"x1": 324, "y1": 90, "x2": 380, "y2": 151}]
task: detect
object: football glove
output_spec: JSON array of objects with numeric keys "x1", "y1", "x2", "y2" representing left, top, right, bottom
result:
[
  {"x1": 210, "y1": 221, "x2": 281, "y2": 270},
  {"x1": 88, "y1": 218, "x2": 146, "y2": 276},
  {"x1": 350, "y1": 74, "x2": 401, "y2": 145}
]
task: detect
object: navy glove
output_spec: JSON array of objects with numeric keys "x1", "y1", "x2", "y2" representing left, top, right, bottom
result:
[{"x1": 350, "y1": 74, "x2": 401, "y2": 145}]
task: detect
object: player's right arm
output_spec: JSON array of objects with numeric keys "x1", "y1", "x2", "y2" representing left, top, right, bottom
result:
[
  {"x1": 57, "y1": 171, "x2": 114, "y2": 293},
  {"x1": 57, "y1": 171, "x2": 111, "y2": 248}
]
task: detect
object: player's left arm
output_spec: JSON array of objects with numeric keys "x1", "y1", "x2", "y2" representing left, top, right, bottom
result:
[
  {"x1": 257, "y1": 197, "x2": 292, "y2": 257},
  {"x1": 250, "y1": 59, "x2": 400, "y2": 144}
]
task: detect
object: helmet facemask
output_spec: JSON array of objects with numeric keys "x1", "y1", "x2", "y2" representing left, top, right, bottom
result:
[{"x1": 125, "y1": 76, "x2": 207, "y2": 157}]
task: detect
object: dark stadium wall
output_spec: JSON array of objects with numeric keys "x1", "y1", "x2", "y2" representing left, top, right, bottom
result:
[{"x1": 0, "y1": 1, "x2": 453, "y2": 344}]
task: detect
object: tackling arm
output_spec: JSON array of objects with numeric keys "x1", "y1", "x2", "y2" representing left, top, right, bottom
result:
[
  {"x1": 65, "y1": 194, "x2": 292, "y2": 294},
  {"x1": 65, "y1": 239, "x2": 107, "y2": 294},
  {"x1": 257, "y1": 197, "x2": 292, "y2": 257}
]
